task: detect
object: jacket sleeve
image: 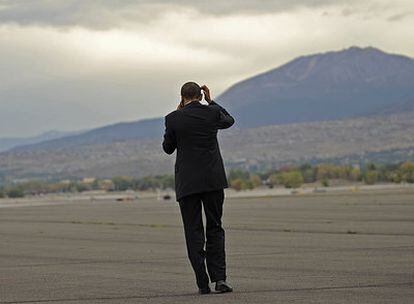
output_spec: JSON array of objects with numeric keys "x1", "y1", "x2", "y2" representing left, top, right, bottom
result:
[
  {"x1": 209, "y1": 100, "x2": 235, "y2": 129},
  {"x1": 162, "y1": 115, "x2": 177, "y2": 154}
]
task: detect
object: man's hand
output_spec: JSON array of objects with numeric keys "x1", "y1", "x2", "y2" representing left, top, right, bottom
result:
[{"x1": 200, "y1": 85, "x2": 212, "y2": 104}]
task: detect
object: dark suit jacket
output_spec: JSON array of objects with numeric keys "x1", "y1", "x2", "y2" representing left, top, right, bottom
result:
[{"x1": 162, "y1": 100, "x2": 235, "y2": 201}]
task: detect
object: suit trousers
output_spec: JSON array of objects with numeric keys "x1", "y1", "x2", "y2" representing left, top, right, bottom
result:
[{"x1": 178, "y1": 189, "x2": 226, "y2": 288}]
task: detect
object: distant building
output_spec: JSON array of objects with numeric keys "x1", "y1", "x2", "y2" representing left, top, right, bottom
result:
[
  {"x1": 101, "y1": 179, "x2": 115, "y2": 191},
  {"x1": 12, "y1": 178, "x2": 30, "y2": 184},
  {"x1": 81, "y1": 177, "x2": 96, "y2": 184}
]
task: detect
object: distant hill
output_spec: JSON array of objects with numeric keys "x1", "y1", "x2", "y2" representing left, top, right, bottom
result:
[
  {"x1": 0, "y1": 130, "x2": 83, "y2": 152},
  {"x1": 11, "y1": 46, "x2": 414, "y2": 153},
  {"x1": 2, "y1": 46, "x2": 414, "y2": 181},
  {"x1": 219, "y1": 46, "x2": 414, "y2": 128},
  {"x1": 1, "y1": 111, "x2": 414, "y2": 181},
  {"x1": 9, "y1": 117, "x2": 163, "y2": 152}
]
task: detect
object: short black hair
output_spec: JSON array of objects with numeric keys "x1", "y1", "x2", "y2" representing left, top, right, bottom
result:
[{"x1": 181, "y1": 82, "x2": 201, "y2": 100}]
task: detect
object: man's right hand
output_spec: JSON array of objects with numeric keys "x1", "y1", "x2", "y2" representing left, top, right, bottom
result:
[{"x1": 200, "y1": 85, "x2": 212, "y2": 104}]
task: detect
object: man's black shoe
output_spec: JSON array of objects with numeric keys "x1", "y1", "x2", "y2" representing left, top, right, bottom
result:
[
  {"x1": 198, "y1": 286, "x2": 211, "y2": 295},
  {"x1": 215, "y1": 280, "x2": 233, "y2": 293}
]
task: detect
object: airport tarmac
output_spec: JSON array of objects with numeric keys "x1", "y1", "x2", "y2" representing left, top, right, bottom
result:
[{"x1": 0, "y1": 189, "x2": 413, "y2": 303}]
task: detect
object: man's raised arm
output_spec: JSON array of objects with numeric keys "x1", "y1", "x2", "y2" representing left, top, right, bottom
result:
[
  {"x1": 209, "y1": 100, "x2": 235, "y2": 129},
  {"x1": 201, "y1": 85, "x2": 235, "y2": 130}
]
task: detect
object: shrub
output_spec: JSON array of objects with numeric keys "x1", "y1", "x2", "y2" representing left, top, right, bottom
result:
[
  {"x1": 74, "y1": 183, "x2": 90, "y2": 192},
  {"x1": 268, "y1": 173, "x2": 281, "y2": 187},
  {"x1": 321, "y1": 178, "x2": 330, "y2": 187},
  {"x1": 280, "y1": 171, "x2": 304, "y2": 188},
  {"x1": 364, "y1": 171, "x2": 378, "y2": 185},
  {"x1": 7, "y1": 187, "x2": 25, "y2": 198},
  {"x1": 228, "y1": 169, "x2": 250, "y2": 181},
  {"x1": 242, "y1": 180, "x2": 254, "y2": 190},
  {"x1": 399, "y1": 161, "x2": 414, "y2": 183},
  {"x1": 230, "y1": 178, "x2": 254, "y2": 191},
  {"x1": 230, "y1": 178, "x2": 243, "y2": 191},
  {"x1": 111, "y1": 176, "x2": 134, "y2": 191},
  {"x1": 249, "y1": 174, "x2": 262, "y2": 187},
  {"x1": 350, "y1": 167, "x2": 361, "y2": 181}
]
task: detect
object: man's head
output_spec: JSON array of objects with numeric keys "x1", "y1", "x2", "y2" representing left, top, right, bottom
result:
[{"x1": 181, "y1": 82, "x2": 202, "y2": 102}]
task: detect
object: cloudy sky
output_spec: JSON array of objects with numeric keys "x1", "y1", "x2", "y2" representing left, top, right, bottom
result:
[{"x1": 0, "y1": 0, "x2": 413, "y2": 137}]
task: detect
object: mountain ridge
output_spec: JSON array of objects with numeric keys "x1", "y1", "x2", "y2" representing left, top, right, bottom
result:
[
  {"x1": 7, "y1": 46, "x2": 414, "y2": 152},
  {"x1": 0, "y1": 129, "x2": 85, "y2": 152},
  {"x1": 218, "y1": 46, "x2": 414, "y2": 127},
  {"x1": 1, "y1": 110, "x2": 414, "y2": 181}
]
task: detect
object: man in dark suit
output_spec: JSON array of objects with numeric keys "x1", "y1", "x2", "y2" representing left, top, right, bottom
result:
[{"x1": 162, "y1": 82, "x2": 234, "y2": 294}]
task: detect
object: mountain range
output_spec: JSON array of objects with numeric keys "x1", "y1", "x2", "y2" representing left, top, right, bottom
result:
[
  {"x1": 0, "y1": 130, "x2": 84, "y2": 152},
  {"x1": 219, "y1": 46, "x2": 414, "y2": 127},
  {"x1": 1, "y1": 46, "x2": 414, "y2": 182}
]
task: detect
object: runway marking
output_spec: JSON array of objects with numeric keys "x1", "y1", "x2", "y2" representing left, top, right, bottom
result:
[{"x1": 1, "y1": 281, "x2": 413, "y2": 303}]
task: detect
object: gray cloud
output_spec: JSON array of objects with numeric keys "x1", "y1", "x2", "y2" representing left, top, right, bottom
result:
[
  {"x1": 0, "y1": 0, "x2": 364, "y2": 29},
  {"x1": 388, "y1": 11, "x2": 413, "y2": 22},
  {"x1": 0, "y1": 0, "x2": 413, "y2": 137}
]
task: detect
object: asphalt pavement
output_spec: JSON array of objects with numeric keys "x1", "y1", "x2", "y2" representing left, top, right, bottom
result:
[{"x1": 1, "y1": 189, "x2": 413, "y2": 303}]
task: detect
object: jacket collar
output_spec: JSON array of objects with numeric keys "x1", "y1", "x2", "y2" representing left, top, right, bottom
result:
[{"x1": 183, "y1": 100, "x2": 202, "y2": 108}]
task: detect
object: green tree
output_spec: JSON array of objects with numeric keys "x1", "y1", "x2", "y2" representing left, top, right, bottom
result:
[
  {"x1": 228, "y1": 169, "x2": 250, "y2": 181},
  {"x1": 302, "y1": 169, "x2": 316, "y2": 183},
  {"x1": 20, "y1": 180, "x2": 49, "y2": 195},
  {"x1": 241, "y1": 180, "x2": 254, "y2": 190},
  {"x1": 321, "y1": 178, "x2": 330, "y2": 187},
  {"x1": 6, "y1": 187, "x2": 25, "y2": 198},
  {"x1": 158, "y1": 175, "x2": 175, "y2": 189},
  {"x1": 388, "y1": 171, "x2": 402, "y2": 183},
  {"x1": 399, "y1": 161, "x2": 414, "y2": 183},
  {"x1": 230, "y1": 178, "x2": 243, "y2": 191},
  {"x1": 75, "y1": 183, "x2": 90, "y2": 192},
  {"x1": 91, "y1": 179, "x2": 101, "y2": 190},
  {"x1": 364, "y1": 171, "x2": 378, "y2": 185},
  {"x1": 350, "y1": 167, "x2": 361, "y2": 181},
  {"x1": 268, "y1": 173, "x2": 281, "y2": 187},
  {"x1": 280, "y1": 171, "x2": 304, "y2": 188},
  {"x1": 249, "y1": 174, "x2": 262, "y2": 188},
  {"x1": 112, "y1": 176, "x2": 134, "y2": 191},
  {"x1": 316, "y1": 164, "x2": 332, "y2": 180}
]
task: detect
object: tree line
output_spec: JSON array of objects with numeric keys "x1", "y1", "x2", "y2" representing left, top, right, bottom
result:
[
  {"x1": 0, "y1": 175, "x2": 174, "y2": 198},
  {"x1": 0, "y1": 161, "x2": 413, "y2": 198},
  {"x1": 228, "y1": 161, "x2": 414, "y2": 190}
]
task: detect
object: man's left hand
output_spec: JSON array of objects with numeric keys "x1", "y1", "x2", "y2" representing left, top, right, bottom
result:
[{"x1": 201, "y1": 85, "x2": 212, "y2": 104}]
